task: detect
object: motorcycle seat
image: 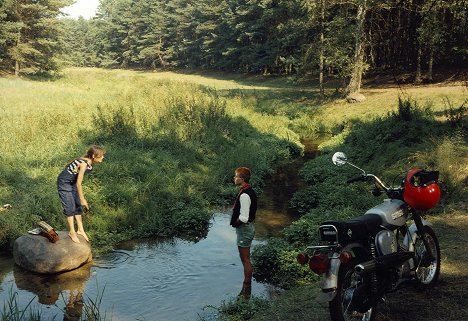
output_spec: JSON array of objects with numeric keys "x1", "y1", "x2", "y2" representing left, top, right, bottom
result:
[{"x1": 320, "y1": 214, "x2": 382, "y2": 243}]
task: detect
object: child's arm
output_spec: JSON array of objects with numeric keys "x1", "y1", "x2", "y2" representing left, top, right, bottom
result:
[{"x1": 76, "y1": 162, "x2": 89, "y2": 210}]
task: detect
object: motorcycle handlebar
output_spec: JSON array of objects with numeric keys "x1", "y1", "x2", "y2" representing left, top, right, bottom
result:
[
  {"x1": 346, "y1": 175, "x2": 366, "y2": 184},
  {"x1": 346, "y1": 173, "x2": 402, "y2": 199},
  {"x1": 334, "y1": 153, "x2": 402, "y2": 198}
]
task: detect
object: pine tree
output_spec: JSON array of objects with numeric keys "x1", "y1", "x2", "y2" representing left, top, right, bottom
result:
[
  {"x1": 3, "y1": 0, "x2": 73, "y2": 75},
  {"x1": 0, "y1": 0, "x2": 20, "y2": 72}
]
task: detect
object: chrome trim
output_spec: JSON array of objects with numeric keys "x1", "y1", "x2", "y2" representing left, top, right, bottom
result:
[
  {"x1": 306, "y1": 244, "x2": 339, "y2": 251},
  {"x1": 319, "y1": 224, "x2": 339, "y2": 243},
  {"x1": 404, "y1": 220, "x2": 432, "y2": 270},
  {"x1": 321, "y1": 252, "x2": 341, "y2": 297}
]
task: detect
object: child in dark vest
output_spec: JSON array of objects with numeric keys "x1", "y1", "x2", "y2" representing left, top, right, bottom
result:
[{"x1": 230, "y1": 167, "x2": 257, "y2": 299}]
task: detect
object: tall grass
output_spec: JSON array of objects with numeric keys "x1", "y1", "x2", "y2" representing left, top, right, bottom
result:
[
  {"x1": 1, "y1": 289, "x2": 41, "y2": 321},
  {"x1": 0, "y1": 68, "x2": 301, "y2": 250},
  {"x1": 1, "y1": 68, "x2": 466, "y2": 321},
  {"x1": 0, "y1": 286, "x2": 112, "y2": 321}
]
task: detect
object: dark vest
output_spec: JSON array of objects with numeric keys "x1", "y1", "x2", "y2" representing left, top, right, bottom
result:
[{"x1": 230, "y1": 187, "x2": 257, "y2": 226}]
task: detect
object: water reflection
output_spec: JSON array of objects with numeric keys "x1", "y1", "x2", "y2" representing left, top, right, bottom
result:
[
  {"x1": 1, "y1": 214, "x2": 281, "y2": 321},
  {"x1": 0, "y1": 141, "x2": 317, "y2": 321},
  {"x1": 0, "y1": 149, "x2": 313, "y2": 320},
  {"x1": 13, "y1": 263, "x2": 92, "y2": 321},
  {"x1": 255, "y1": 158, "x2": 306, "y2": 239},
  {"x1": 0, "y1": 213, "x2": 294, "y2": 320},
  {"x1": 88, "y1": 214, "x2": 272, "y2": 321}
]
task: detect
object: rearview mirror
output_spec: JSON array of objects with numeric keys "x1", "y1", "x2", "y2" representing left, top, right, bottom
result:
[{"x1": 332, "y1": 152, "x2": 347, "y2": 166}]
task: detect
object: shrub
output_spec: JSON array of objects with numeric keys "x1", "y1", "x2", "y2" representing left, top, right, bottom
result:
[
  {"x1": 411, "y1": 133, "x2": 468, "y2": 207},
  {"x1": 218, "y1": 297, "x2": 270, "y2": 321},
  {"x1": 443, "y1": 97, "x2": 467, "y2": 128},
  {"x1": 252, "y1": 239, "x2": 317, "y2": 288}
]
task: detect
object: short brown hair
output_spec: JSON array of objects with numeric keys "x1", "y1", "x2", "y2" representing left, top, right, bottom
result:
[{"x1": 235, "y1": 167, "x2": 251, "y2": 183}]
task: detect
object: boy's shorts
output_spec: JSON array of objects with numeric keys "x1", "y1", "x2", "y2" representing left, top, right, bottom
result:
[
  {"x1": 58, "y1": 189, "x2": 83, "y2": 216},
  {"x1": 236, "y1": 222, "x2": 255, "y2": 247}
]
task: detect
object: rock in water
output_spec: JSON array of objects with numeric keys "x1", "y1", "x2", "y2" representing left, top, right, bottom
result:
[{"x1": 13, "y1": 231, "x2": 92, "y2": 274}]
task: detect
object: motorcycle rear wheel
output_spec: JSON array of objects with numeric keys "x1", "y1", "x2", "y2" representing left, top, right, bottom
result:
[
  {"x1": 329, "y1": 258, "x2": 377, "y2": 321},
  {"x1": 414, "y1": 225, "x2": 440, "y2": 287}
]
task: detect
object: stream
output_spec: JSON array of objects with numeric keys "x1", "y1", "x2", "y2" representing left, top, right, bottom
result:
[
  {"x1": 0, "y1": 214, "x2": 290, "y2": 321},
  {"x1": 0, "y1": 142, "x2": 318, "y2": 321}
]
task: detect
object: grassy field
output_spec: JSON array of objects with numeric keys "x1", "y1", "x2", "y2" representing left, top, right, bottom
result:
[
  {"x1": 0, "y1": 67, "x2": 305, "y2": 250},
  {"x1": 1, "y1": 68, "x2": 467, "y2": 321}
]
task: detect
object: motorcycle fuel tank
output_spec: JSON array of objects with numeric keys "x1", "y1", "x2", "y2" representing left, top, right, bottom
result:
[{"x1": 365, "y1": 199, "x2": 408, "y2": 229}]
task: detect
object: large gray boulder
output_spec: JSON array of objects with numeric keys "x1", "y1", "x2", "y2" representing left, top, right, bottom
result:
[{"x1": 13, "y1": 231, "x2": 92, "y2": 274}]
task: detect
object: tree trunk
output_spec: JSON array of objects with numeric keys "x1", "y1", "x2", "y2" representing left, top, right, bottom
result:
[
  {"x1": 319, "y1": 0, "x2": 325, "y2": 100},
  {"x1": 158, "y1": 37, "x2": 166, "y2": 68},
  {"x1": 414, "y1": 45, "x2": 422, "y2": 84},
  {"x1": 14, "y1": 32, "x2": 20, "y2": 76},
  {"x1": 15, "y1": 60, "x2": 19, "y2": 76},
  {"x1": 427, "y1": 48, "x2": 434, "y2": 82},
  {"x1": 428, "y1": 44, "x2": 434, "y2": 82},
  {"x1": 345, "y1": 0, "x2": 367, "y2": 95}
]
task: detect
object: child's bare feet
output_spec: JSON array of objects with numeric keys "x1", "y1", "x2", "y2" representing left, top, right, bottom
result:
[
  {"x1": 77, "y1": 231, "x2": 89, "y2": 242},
  {"x1": 69, "y1": 232, "x2": 80, "y2": 243}
]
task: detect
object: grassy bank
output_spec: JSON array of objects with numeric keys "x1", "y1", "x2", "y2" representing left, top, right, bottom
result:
[
  {"x1": 0, "y1": 68, "x2": 302, "y2": 251},
  {"x1": 217, "y1": 78, "x2": 467, "y2": 320},
  {"x1": 0, "y1": 68, "x2": 466, "y2": 321}
]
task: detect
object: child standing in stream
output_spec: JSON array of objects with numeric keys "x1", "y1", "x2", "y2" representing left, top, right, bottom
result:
[
  {"x1": 57, "y1": 146, "x2": 105, "y2": 243},
  {"x1": 230, "y1": 167, "x2": 257, "y2": 299}
]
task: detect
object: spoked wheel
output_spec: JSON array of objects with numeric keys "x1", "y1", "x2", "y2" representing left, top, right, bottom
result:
[
  {"x1": 329, "y1": 259, "x2": 377, "y2": 321},
  {"x1": 414, "y1": 226, "x2": 440, "y2": 286}
]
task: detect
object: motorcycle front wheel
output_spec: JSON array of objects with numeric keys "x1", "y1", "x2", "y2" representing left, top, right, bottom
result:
[
  {"x1": 414, "y1": 225, "x2": 440, "y2": 287},
  {"x1": 329, "y1": 258, "x2": 377, "y2": 321}
]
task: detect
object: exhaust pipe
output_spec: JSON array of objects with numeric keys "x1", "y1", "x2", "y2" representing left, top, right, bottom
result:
[{"x1": 355, "y1": 251, "x2": 414, "y2": 275}]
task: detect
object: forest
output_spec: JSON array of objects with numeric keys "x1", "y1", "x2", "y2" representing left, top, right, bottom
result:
[{"x1": 0, "y1": 0, "x2": 466, "y2": 95}]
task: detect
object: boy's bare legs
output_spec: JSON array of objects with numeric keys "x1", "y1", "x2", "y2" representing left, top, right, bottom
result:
[
  {"x1": 67, "y1": 216, "x2": 80, "y2": 243},
  {"x1": 75, "y1": 215, "x2": 89, "y2": 242},
  {"x1": 238, "y1": 246, "x2": 252, "y2": 299}
]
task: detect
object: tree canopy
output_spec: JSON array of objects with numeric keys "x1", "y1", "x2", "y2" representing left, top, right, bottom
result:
[
  {"x1": 0, "y1": 0, "x2": 74, "y2": 75},
  {"x1": 0, "y1": 0, "x2": 466, "y2": 89}
]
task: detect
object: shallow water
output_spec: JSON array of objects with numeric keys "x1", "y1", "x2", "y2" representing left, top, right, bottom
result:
[
  {"x1": 0, "y1": 147, "x2": 315, "y2": 320},
  {"x1": 0, "y1": 212, "x2": 290, "y2": 321}
]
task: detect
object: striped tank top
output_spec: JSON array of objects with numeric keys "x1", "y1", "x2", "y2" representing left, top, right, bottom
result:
[
  {"x1": 57, "y1": 159, "x2": 93, "y2": 190},
  {"x1": 66, "y1": 159, "x2": 93, "y2": 175}
]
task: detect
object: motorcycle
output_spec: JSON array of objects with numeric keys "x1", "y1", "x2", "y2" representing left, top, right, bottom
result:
[{"x1": 297, "y1": 152, "x2": 441, "y2": 321}]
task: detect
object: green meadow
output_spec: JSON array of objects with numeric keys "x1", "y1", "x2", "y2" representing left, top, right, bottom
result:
[
  {"x1": 0, "y1": 68, "x2": 466, "y2": 251},
  {"x1": 0, "y1": 68, "x2": 467, "y2": 320},
  {"x1": 0, "y1": 68, "x2": 304, "y2": 250}
]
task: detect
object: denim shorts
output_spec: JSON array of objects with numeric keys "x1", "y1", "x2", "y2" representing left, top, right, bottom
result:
[
  {"x1": 58, "y1": 189, "x2": 83, "y2": 216},
  {"x1": 236, "y1": 222, "x2": 255, "y2": 248}
]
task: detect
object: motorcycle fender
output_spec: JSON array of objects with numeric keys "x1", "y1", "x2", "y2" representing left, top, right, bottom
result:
[
  {"x1": 404, "y1": 220, "x2": 432, "y2": 270},
  {"x1": 316, "y1": 243, "x2": 366, "y2": 303},
  {"x1": 316, "y1": 255, "x2": 340, "y2": 303}
]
